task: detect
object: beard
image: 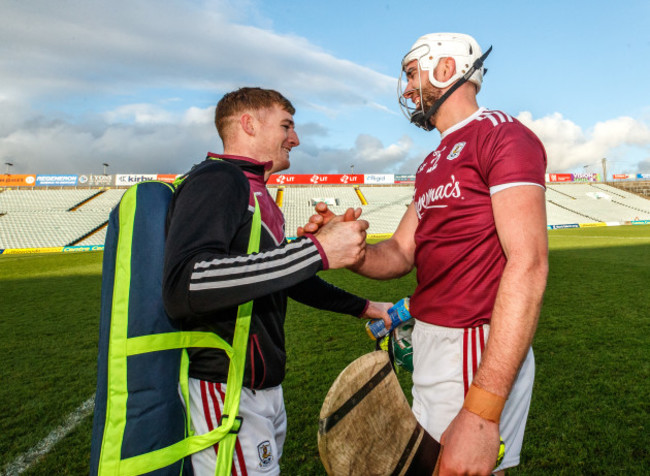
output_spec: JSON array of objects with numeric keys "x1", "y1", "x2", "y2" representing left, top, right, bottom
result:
[
  {"x1": 411, "y1": 84, "x2": 444, "y2": 130},
  {"x1": 420, "y1": 85, "x2": 444, "y2": 117}
]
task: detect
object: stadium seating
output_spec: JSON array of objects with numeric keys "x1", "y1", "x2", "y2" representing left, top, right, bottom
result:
[
  {"x1": 546, "y1": 183, "x2": 650, "y2": 225},
  {"x1": 1, "y1": 183, "x2": 649, "y2": 250},
  {"x1": 0, "y1": 189, "x2": 99, "y2": 213},
  {"x1": 0, "y1": 211, "x2": 109, "y2": 248},
  {"x1": 356, "y1": 186, "x2": 413, "y2": 235},
  {"x1": 279, "y1": 185, "x2": 413, "y2": 236},
  {"x1": 0, "y1": 189, "x2": 125, "y2": 249}
]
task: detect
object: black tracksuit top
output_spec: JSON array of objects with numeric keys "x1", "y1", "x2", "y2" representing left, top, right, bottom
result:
[{"x1": 163, "y1": 155, "x2": 368, "y2": 389}]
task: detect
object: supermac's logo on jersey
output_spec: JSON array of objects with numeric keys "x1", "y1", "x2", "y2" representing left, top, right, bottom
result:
[
  {"x1": 447, "y1": 142, "x2": 466, "y2": 161},
  {"x1": 414, "y1": 174, "x2": 462, "y2": 219}
]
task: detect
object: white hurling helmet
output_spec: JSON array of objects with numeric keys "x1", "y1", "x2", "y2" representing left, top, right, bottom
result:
[{"x1": 398, "y1": 33, "x2": 490, "y2": 130}]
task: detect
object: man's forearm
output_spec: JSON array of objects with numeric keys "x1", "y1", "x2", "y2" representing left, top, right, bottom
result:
[
  {"x1": 350, "y1": 238, "x2": 414, "y2": 279},
  {"x1": 163, "y1": 236, "x2": 324, "y2": 319},
  {"x1": 350, "y1": 201, "x2": 418, "y2": 279},
  {"x1": 473, "y1": 256, "x2": 548, "y2": 398}
]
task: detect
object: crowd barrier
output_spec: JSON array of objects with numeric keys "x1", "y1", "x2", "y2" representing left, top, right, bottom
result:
[
  {"x1": 0, "y1": 245, "x2": 105, "y2": 255},
  {"x1": 547, "y1": 219, "x2": 650, "y2": 230}
]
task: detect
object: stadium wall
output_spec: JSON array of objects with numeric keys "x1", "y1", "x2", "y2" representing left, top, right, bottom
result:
[
  {"x1": 3, "y1": 174, "x2": 650, "y2": 254},
  {"x1": 3, "y1": 172, "x2": 649, "y2": 189},
  {"x1": 0, "y1": 245, "x2": 105, "y2": 255}
]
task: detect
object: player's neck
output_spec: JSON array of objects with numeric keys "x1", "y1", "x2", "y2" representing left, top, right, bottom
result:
[
  {"x1": 434, "y1": 86, "x2": 479, "y2": 134},
  {"x1": 436, "y1": 105, "x2": 478, "y2": 134}
]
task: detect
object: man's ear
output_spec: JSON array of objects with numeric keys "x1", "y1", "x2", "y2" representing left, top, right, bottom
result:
[
  {"x1": 436, "y1": 57, "x2": 457, "y2": 83},
  {"x1": 240, "y1": 113, "x2": 256, "y2": 136}
]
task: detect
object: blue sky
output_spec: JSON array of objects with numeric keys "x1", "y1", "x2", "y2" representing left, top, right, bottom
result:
[{"x1": 1, "y1": 0, "x2": 649, "y2": 178}]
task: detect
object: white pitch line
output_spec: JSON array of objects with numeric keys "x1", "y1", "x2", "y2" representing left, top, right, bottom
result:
[{"x1": 1, "y1": 396, "x2": 95, "y2": 476}]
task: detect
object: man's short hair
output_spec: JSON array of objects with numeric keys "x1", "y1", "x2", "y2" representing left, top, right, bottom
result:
[{"x1": 215, "y1": 87, "x2": 296, "y2": 143}]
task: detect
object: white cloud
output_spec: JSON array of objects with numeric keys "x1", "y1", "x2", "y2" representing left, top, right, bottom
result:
[
  {"x1": 0, "y1": 109, "x2": 217, "y2": 175},
  {"x1": 0, "y1": 101, "x2": 422, "y2": 175},
  {"x1": 0, "y1": 0, "x2": 400, "y2": 174},
  {"x1": 355, "y1": 134, "x2": 414, "y2": 166},
  {"x1": 288, "y1": 133, "x2": 422, "y2": 175},
  {"x1": 182, "y1": 106, "x2": 214, "y2": 125},
  {"x1": 0, "y1": 0, "x2": 394, "y2": 107},
  {"x1": 517, "y1": 111, "x2": 650, "y2": 172},
  {"x1": 104, "y1": 104, "x2": 175, "y2": 125},
  {"x1": 2, "y1": 1, "x2": 647, "y2": 178}
]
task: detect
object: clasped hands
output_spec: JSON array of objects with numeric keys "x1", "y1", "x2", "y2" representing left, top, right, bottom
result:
[
  {"x1": 298, "y1": 203, "x2": 392, "y2": 328},
  {"x1": 298, "y1": 202, "x2": 367, "y2": 270}
]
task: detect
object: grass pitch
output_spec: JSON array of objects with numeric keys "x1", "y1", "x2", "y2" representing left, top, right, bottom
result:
[{"x1": 1, "y1": 225, "x2": 649, "y2": 475}]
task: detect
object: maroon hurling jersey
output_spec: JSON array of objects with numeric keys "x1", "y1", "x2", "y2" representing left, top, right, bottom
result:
[{"x1": 411, "y1": 108, "x2": 547, "y2": 328}]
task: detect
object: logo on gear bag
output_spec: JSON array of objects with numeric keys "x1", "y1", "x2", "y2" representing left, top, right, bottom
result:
[{"x1": 257, "y1": 440, "x2": 273, "y2": 467}]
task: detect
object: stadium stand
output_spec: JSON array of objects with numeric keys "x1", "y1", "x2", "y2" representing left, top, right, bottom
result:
[
  {"x1": 355, "y1": 186, "x2": 413, "y2": 235},
  {"x1": 0, "y1": 189, "x2": 125, "y2": 249},
  {"x1": 278, "y1": 185, "x2": 413, "y2": 235},
  {"x1": 0, "y1": 189, "x2": 99, "y2": 213},
  {"x1": 609, "y1": 180, "x2": 650, "y2": 199},
  {"x1": 1, "y1": 183, "x2": 649, "y2": 250},
  {"x1": 546, "y1": 183, "x2": 650, "y2": 225},
  {"x1": 280, "y1": 186, "x2": 362, "y2": 236},
  {"x1": 74, "y1": 189, "x2": 126, "y2": 211},
  {"x1": 0, "y1": 211, "x2": 108, "y2": 248}
]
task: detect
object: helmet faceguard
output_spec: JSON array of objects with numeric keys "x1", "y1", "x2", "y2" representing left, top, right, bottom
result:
[{"x1": 398, "y1": 33, "x2": 491, "y2": 131}]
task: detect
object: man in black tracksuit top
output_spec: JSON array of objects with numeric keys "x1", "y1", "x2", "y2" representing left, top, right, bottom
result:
[{"x1": 162, "y1": 88, "x2": 390, "y2": 476}]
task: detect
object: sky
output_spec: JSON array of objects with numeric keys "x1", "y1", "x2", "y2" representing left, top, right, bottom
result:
[{"x1": 1, "y1": 0, "x2": 650, "y2": 178}]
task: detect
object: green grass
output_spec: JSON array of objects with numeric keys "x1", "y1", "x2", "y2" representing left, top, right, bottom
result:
[
  {"x1": 522, "y1": 226, "x2": 650, "y2": 475},
  {"x1": 1, "y1": 226, "x2": 649, "y2": 475},
  {"x1": 0, "y1": 252, "x2": 102, "y2": 472}
]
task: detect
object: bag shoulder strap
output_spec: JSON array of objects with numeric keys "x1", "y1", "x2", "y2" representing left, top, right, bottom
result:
[{"x1": 97, "y1": 180, "x2": 261, "y2": 476}]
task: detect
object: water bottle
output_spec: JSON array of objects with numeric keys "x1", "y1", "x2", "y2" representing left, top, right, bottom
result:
[{"x1": 365, "y1": 297, "x2": 412, "y2": 340}]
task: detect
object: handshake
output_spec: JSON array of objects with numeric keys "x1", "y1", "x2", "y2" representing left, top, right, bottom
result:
[{"x1": 298, "y1": 202, "x2": 368, "y2": 270}]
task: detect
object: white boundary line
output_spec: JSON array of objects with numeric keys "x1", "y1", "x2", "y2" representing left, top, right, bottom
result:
[{"x1": 1, "y1": 396, "x2": 95, "y2": 476}]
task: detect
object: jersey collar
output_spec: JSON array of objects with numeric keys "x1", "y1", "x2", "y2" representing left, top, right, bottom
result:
[{"x1": 440, "y1": 107, "x2": 487, "y2": 140}]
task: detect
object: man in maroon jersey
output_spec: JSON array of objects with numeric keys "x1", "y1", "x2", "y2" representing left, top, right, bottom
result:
[{"x1": 304, "y1": 33, "x2": 548, "y2": 475}]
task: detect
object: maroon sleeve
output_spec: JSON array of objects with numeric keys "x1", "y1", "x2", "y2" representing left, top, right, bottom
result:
[{"x1": 481, "y1": 121, "x2": 547, "y2": 189}]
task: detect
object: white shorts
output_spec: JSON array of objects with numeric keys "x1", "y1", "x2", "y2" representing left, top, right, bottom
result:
[
  {"x1": 188, "y1": 378, "x2": 287, "y2": 476},
  {"x1": 411, "y1": 320, "x2": 535, "y2": 471}
]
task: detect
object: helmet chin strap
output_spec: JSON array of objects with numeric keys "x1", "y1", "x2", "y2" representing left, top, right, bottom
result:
[{"x1": 411, "y1": 46, "x2": 493, "y2": 131}]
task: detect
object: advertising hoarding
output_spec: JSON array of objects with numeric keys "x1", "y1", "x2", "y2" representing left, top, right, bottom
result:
[
  {"x1": 78, "y1": 174, "x2": 115, "y2": 187},
  {"x1": 364, "y1": 174, "x2": 394, "y2": 185},
  {"x1": 2, "y1": 247, "x2": 63, "y2": 254},
  {"x1": 63, "y1": 245, "x2": 105, "y2": 252},
  {"x1": 267, "y1": 174, "x2": 365, "y2": 185},
  {"x1": 394, "y1": 174, "x2": 416, "y2": 183},
  {"x1": 35, "y1": 175, "x2": 78, "y2": 186},
  {"x1": 156, "y1": 174, "x2": 181, "y2": 184},
  {"x1": 578, "y1": 222, "x2": 608, "y2": 228},
  {"x1": 0, "y1": 174, "x2": 37, "y2": 186},
  {"x1": 572, "y1": 172, "x2": 599, "y2": 182},
  {"x1": 115, "y1": 174, "x2": 157, "y2": 186},
  {"x1": 547, "y1": 173, "x2": 573, "y2": 182},
  {"x1": 547, "y1": 223, "x2": 580, "y2": 229}
]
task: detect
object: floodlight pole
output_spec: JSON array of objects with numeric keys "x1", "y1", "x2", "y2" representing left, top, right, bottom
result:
[
  {"x1": 4, "y1": 162, "x2": 13, "y2": 175},
  {"x1": 350, "y1": 164, "x2": 354, "y2": 174},
  {"x1": 102, "y1": 163, "x2": 110, "y2": 175},
  {"x1": 601, "y1": 158, "x2": 607, "y2": 182}
]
